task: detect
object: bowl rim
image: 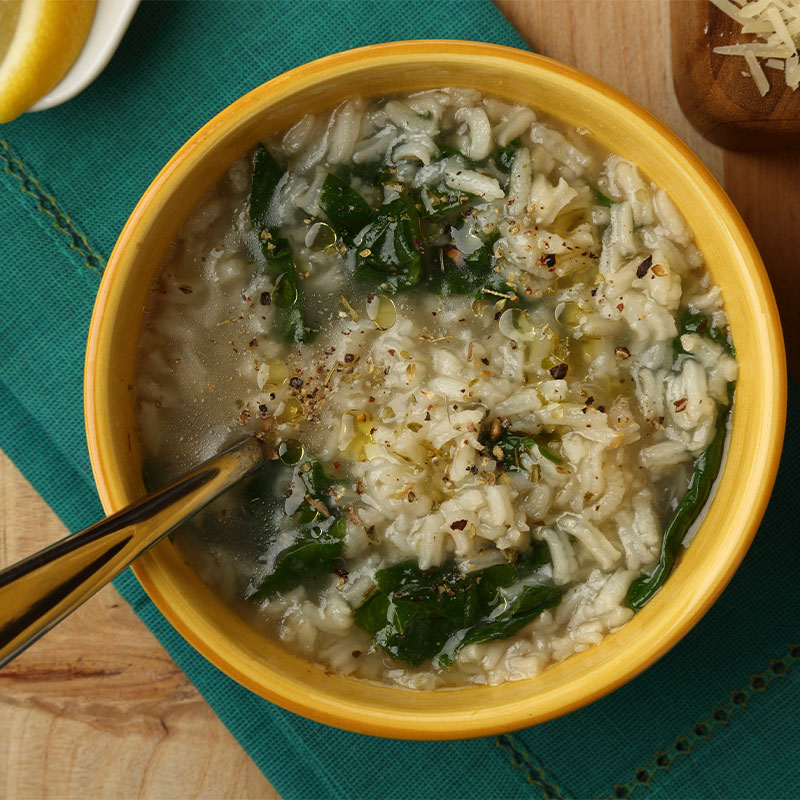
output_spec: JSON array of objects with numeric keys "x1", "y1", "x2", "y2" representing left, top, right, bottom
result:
[{"x1": 85, "y1": 39, "x2": 787, "y2": 739}]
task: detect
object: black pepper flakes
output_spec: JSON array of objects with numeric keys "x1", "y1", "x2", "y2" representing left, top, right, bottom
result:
[
  {"x1": 549, "y1": 363, "x2": 568, "y2": 380},
  {"x1": 289, "y1": 377, "x2": 304, "y2": 389},
  {"x1": 344, "y1": 353, "x2": 355, "y2": 363},
  {"x1": 543, "y1": 253, "x2": 556, "y2": 268},
  {"x1": 260, "y1": 291, "x2": 271, "y2": 305},
  {"x1": 636, "y1": 254, "x2": 653, "y2": 279}
]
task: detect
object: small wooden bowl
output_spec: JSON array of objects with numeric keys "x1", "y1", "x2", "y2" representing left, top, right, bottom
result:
[{"x1": 671, "y1": 0, "x2": 800, "y2": 150}]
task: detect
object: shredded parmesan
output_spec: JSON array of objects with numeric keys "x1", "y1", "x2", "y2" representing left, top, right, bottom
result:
[
  {"x1": 710, "y1": 0, "x2": 800, "y2": 95},
  {"x1": 745, "y1": 48, "x2": 772, "y2": 92}
]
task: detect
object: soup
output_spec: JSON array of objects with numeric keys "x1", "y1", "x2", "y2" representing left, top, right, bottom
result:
[{"x1": 135, "y1": 89, "x2": 737, "y2": 688}]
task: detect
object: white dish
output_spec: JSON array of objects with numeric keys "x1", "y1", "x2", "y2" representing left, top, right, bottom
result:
[{"x1": 29, "y1": 0, "x2": 141, "y2": 112}]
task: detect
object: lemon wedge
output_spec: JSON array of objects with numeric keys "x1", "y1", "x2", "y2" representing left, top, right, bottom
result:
[{"x1": 0, "y1": 0, "x2": 97, "y2": 123}]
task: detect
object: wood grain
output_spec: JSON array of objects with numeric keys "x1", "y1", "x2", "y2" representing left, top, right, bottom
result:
[
  {"x1": 495, "y1": 0, "x2": 725, "y2": 180},
  {"x1": 0, "y1": 451, "x2": 279, "y2": 800},
  {"x1": 670, "y1": 0, "x2": 800, "y2": 150},
  {"x1": 723, "y1": 147, "x2": 800, "y2": 378},
  {"x1": 2, "y1": 3, "x2": 796, "y2": 798}
]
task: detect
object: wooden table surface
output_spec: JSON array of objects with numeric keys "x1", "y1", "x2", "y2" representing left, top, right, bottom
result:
[{"x1": 1, "y1": 2, "x2": 796, "y2": 798}]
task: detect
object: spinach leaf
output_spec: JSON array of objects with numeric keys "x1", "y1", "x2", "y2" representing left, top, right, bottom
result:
[
  {"x1": 419, "y1": 183, "x2": 473, "y2": 216},
  {"x1": 449, "y1": 584, "x2": 563, "y2": 664},
  {"x1": 493, "y1": 137, "x2": 522, "y2": 172},
  {"x1": 625, "y1": 394, "x2": 732, "y2": 610},
  {"x1": 340, "y1": 160, "x2": 398, "y2": 187},
  {"x1": 356, "y1": 561, "x2": 478, "y2": 666},
  {"x1": 481, "y1": 428, "x2": 564, "y2": 467},
  {"x1": 319, "y1": 173, "x2": 373, "y2": 245},
  {"x1": 300, "y1": 458, "x2": 338, "y2": 502},
  {"x1": 708, "y1": 325, "x2": 736, "y2": 356},
  {"x1": 248, "y1": 459, "x2": 345, "y2": 601},
  {"x1": 425, "y1": 233, "x2": 514, "y2": 301},
  {"x1": 355, "y1": 194, "x2": 424, "y2": 293},
  {"x1": 248, "y1": 517, "x2": 345, "y2": 601},
  {"x1": 249, "y1": 150, "x2": 312, "y2": 344},
  {"x1": 584, "y1": 178, "x2": 613, "y2": 207},
  {"x1": 675, "y1": 311, "x2": 708, "y2": 342},
  {"x1": 353, "y1": 547, "x2": 559, "y2": 668},
  {"x1": 250, "y1": 144, "x2": 284, "y2": 228},
  {"x1": 257, "y1": 231, "x2": 311, "y2": 343},
  {"x1": 437, "y1": 142, "x2": 471, "y2": 162},
  {"x1": 673, "y1": 311, "x2": 735, "y2": 356}
]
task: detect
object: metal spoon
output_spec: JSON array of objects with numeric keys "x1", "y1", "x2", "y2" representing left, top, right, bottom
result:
[{"x1": 0, "y1": 435, "x2": 270, "y2": 668}]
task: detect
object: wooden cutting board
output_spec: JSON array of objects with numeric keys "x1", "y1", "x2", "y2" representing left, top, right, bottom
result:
[{"x1": 671, "y1": 0, "x2": 800, "y2": 149}]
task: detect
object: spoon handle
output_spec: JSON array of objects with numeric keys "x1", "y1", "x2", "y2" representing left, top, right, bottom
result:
[{"x1": 0, "y1": 436, "x2": 269, "y2": 669}]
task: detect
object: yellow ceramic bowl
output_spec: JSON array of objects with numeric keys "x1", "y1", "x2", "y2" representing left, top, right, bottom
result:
[{"x1": 84, "y1": 41, "x2": 786, "y2": 739}]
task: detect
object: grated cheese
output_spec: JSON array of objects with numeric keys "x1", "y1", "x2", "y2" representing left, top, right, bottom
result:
[
  {"x1": 710, "y1": 0, "x2": 800, "y2": 95},
  {"x1": 745, "y1": 48, "x2": 772, "y2": 92}
]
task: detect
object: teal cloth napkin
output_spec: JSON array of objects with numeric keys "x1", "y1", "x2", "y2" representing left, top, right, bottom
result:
[{"x1": 1, "y1": 2, "x2": 797, "y2": 797}]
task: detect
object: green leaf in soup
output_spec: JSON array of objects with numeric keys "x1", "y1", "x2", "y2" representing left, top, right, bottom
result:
[
  {"x1": 355, "y1": 194, "x2": 424, "y2": 293},
  {"x1": 260, "y1": 230, "x2": 293, "y2": 267},
  {"x1": 419, "y1": 183, "x2": 474, "y2": 217},
  {"x1": 289, "y1": 458, "x2": 340, "y2": 525},
  {"x1": 248, "y1": 516, "x2": 346, "y2": 601},
  {"x1": 446, "y1": 584, "x2": 563, "y2": 664},
  {"x1": 673, "y1": 311, "x2": 735, "y2": 356},
  {"x1": 273, "y1": 271, "x2": 308, "y2": 344},
  {"x1": 427, "y1": 232, "x2": 513, "y2": 299},
  {"x1": 675, "y1": 311, "x2": 708, "y2": 345},
  {"x1": 584, "y1": 178, "x2": 613, "y2": 207},
  {"x1": 493, "y1": 136, "x2": 522, "y2": 172},
  {"x1": 257, "y1": 231, "x2": 313, "y2": 344},
  {"x1": 469, "y1": 541, "x2": 552, "y2": 608},
  {"x1": 354, "y1": 561, "x2": 477, "y2": 666},
  {"x1": 354, "y1": 551, "x2": 558, "y2": 669},
  {"x1": 319, "y1": 173, "x2": 373, "y2": 245},
  {"x1": 247, "y1": 458, "x2": 346, "y2": 601},
  {"x1": 481, "y1": 428, "x2": 564, "y2": 468},
  {"x1": 437, "y1": 141, "x2": 471, "y2": 162},
  {"x1": 708, "y1": 325, "x2": 736, "y2": 356},
  {"x1": 250, "y1": 144, "x2": 285, "y2": 229},
  {"x1": 299, "y1": 458, "x2": 338, "y2": 502},
  {"x1": 625, "y1": 395, "x2": 731, "y2": 611},
  {"x1": 511, "y1": 539, "x2": 553, "y2": 574},
  {"x1": 337, "y1": 160, "x2": 398, "y2": 188}
]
